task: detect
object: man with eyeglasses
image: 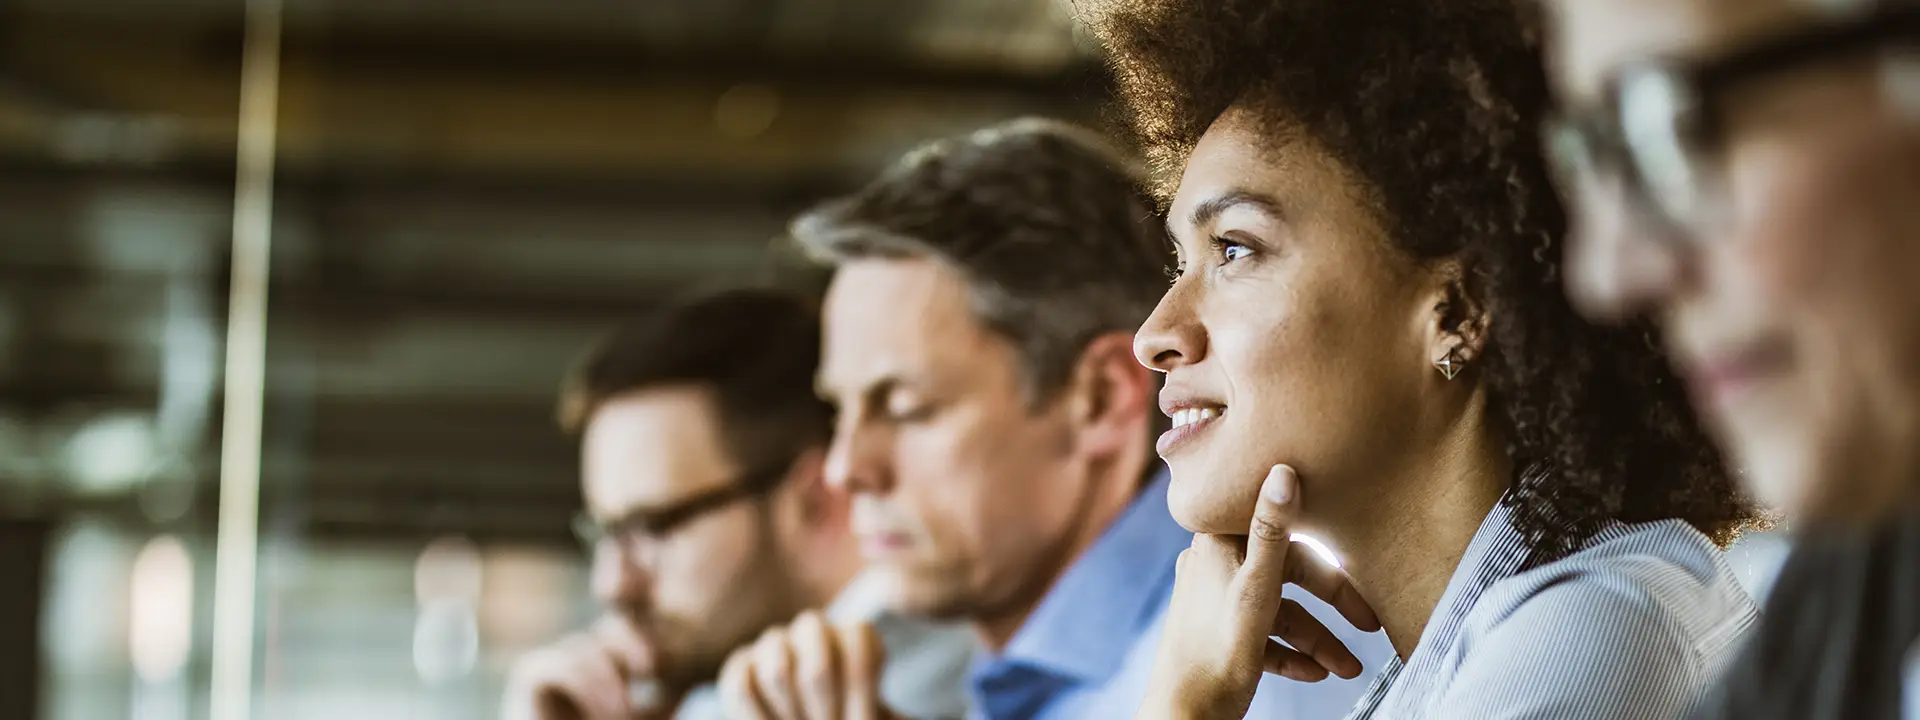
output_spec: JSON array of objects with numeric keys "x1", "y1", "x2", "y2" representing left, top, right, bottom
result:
[
  {"x1": 502, "y1": 288, "x2": 974, "y2": 720},
  {"x1": 1540, "y1": 0, "x2": 1920, "y2": 716}
]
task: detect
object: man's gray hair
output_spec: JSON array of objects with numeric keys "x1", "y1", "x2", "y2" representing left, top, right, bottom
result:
[{"x1": 790, "y1": 118, "x2": 1169, "y2": 403}]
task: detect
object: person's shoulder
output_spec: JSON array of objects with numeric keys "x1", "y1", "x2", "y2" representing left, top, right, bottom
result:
[
  {"x1": 1508, "y1": 518, "x2": 1743, "y2": 599},
  {"x1": 1060, "y1": 603, "x2": 1173, "y2": 718},
  {"x1": 1471, "y1": 519, "x2": 1757, "y2": 661},
  {"x1": 1422, "y1": 522, "x2": 1757, "y2": 717}
]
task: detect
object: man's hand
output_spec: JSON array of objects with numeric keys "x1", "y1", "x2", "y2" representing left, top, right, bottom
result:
[
  {"x1": 718, "y1": 611, "x2": 896, "y2": 720},
  {"x1": 1137, "y1": 465, "x2": 1382, "y2": 719},
  {"x1": 504, "y1": 616, "x2": 669, "y2": 720}
]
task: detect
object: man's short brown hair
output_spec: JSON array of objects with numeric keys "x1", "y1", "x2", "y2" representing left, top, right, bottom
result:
[
  {"x1": 558, "y1": 288, "x2": 832, "y2": 473},
  {"x1": 789, "y1": 118, "x2": 1168, "y2": 403}
]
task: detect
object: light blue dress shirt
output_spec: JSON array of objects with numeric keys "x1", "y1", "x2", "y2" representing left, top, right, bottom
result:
[
  {"x1": 1344, "y1": 489, "x2": 1756, "y2": 720},
  {"x1": 965, "y1": 472, "x2": 1394, "y2": 720}
]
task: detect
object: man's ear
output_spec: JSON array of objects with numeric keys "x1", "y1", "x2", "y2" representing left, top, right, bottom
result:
[{"x1": 1066, "y1": 332, "x2": 1156, "y2": 457}]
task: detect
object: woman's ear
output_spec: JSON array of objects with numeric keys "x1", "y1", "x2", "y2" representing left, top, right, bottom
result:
[
  {"x1": 1423, "y1": 263, "x2": 1491, "y2": 372},
  {"x1": 1445, "y1": 289, "x2": 1491, "y2": 360}
]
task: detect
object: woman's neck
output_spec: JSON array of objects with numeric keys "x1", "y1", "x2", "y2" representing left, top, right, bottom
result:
[{"x1": 1325, "y1": 409, "x2": 1511, "y2": 660}]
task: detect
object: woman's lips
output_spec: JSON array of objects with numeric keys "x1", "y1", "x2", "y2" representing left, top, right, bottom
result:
[{"x1": 1157, "y1": 406, "x2": 1225, "y2": 458}]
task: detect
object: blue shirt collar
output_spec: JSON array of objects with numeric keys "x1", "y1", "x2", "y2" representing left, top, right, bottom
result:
[{"x1": 983, "y1": 469, "x2": 1190, "y2": 685}]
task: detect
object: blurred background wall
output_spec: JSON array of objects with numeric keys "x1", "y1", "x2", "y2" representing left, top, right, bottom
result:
[{"x1": 0, "y1": 1, "x2": 1113, "y2": 717}]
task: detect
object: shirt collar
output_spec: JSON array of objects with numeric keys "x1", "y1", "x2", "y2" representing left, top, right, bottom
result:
[
  {"x1": 1342, "y1": 490, "x2": 1534, "y2": 720},
  {"x1": 1356, "y1": 466, "x2": 1565, "y2": 715},
  {"x1": 990, "y1": 469, "x2": 1189, "y2": 684},
  {"x1": 1412, "y1": 491, "x2": 1533, "y2": 654},
  {"x1": 824, "y1": 569, "x2": 893, "y2": 624},
  {"x1": 1419, "y1": 465, "x2": 1577, "y2": 646}
]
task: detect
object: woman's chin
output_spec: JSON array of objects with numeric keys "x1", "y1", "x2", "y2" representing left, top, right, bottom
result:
[{"x1": 1166, "y1": 465, "x2": 1260, "y2": 534}]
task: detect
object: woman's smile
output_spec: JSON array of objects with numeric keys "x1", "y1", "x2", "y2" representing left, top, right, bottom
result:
[{"x1": 1158, "y1": 402, "x2": 1227, "y2": 457}]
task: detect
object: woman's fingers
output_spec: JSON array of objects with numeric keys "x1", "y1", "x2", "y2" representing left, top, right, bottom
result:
[
  {"x1": 1268, "y1": 599, "x2": 1364, "y2": 679},
  {"x1": 1235, "y1": 466, "x2": 1301, "y2": 616},
  {"x1": 1286, "y1": 541, "x2": 1382, "y2": 633},
  {"x1": 1260, "y1": 639, "x2": 1331, "y2": 683}
]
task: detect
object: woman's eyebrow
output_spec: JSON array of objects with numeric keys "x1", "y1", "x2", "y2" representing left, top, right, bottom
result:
[{"x1": 1169, "y1": 189, "x2": 1286, "y2": 237}]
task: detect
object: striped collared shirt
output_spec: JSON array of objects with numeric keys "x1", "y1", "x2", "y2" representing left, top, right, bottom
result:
[{"x1": 1343, "y1": 490, "x2": 1757, "y2": 720}]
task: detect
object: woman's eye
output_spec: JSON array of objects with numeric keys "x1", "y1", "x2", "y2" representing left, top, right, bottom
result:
[{"x1": 1214, "y1": 237, "x2": 1253, "y2": 263}]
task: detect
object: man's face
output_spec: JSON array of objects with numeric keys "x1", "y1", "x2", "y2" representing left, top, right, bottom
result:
[
  {"x1": 817, "y1": 258, "x2": 1097, "y2": 622},
  {"x1": 580, "y1": 386, "x2": 801, "y2": 689},
  {"x1": 1547, "y1": 0, "x2": 1920, "y2": 521}
]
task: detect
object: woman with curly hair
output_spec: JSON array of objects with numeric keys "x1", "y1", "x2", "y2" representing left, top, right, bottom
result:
[{"x1": 1076, "y1": 0, "x2": 1768, "y2": 717}]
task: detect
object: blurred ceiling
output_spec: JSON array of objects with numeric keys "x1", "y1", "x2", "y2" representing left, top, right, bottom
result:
[
  {"x1": 0, "y1": 0, "x2": 1113, "y2": 544},
  {"x1": 0, "y1": 0, "x2": 1105, "y2": 178}
]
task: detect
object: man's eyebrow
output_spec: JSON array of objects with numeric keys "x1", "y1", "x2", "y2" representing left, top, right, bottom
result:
[{"x1": 816, "y1": 372, "x2": 907, "y2": 407}]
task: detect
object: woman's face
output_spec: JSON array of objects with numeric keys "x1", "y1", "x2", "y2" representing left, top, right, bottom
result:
[
  {"x1": 1548, "y1": 0, "x2": 1920, "y2": 521},
  {"x1": 1134, "y1": 107, "x2": 1465, "y2": 536}
]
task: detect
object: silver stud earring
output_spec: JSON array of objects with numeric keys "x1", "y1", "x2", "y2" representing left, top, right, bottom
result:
[{"x1": 1434, "y1": 345, "x2": 1467, "y2": 380}]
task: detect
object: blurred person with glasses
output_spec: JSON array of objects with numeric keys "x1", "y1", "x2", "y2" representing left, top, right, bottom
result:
[
  {"x1": 714, "y1": 119, "x2": 1388, "y2": 720},
  {"x1": 1541, "y1": 0, "x2": 1920, "y2": 716},
  {"x1": 503, "y1": 288, "x2": 974, "y2": 720}
]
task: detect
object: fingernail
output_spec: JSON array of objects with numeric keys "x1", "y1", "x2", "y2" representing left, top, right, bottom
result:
[{"x1": 1263, "y1": 465, "x2": 1295, "y2": 504}]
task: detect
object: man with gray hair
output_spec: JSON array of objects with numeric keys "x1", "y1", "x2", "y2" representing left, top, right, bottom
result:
[{"x1": 717, "y1": 119, "x2": 1384, "y2": 719}]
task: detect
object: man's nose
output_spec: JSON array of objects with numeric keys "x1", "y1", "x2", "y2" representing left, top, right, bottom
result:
[{"x1": 589, "y1": 542, "x2": 652, "y2": 608}]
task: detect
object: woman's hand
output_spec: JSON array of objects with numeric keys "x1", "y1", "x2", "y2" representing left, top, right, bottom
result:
[{"x1": 1137, "y1": 465, "x2": 1383, "y2": 719}]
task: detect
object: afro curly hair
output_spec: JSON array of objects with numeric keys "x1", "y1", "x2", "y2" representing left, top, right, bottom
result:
[{"x1": 1081, "y1": 0, "x2": 1765, "y2": 557}]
